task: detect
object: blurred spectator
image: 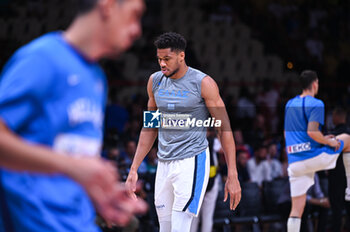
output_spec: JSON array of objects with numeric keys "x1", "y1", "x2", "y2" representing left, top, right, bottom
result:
[
  {"x1": 247, "y1": 144, "x2": 269, "y2": 186},
  {"x1": 105, "y1": 146, "x2": 121, "y2": 166},
  {"x1": 280, "y1": 148, "x2": 289, "y2": 177},
  {"x1": 255, "y1": 79, "x2": 280, "y2": 134},
  {"x1": 328, "y1": 107, "x2": 350, "y2": 232},
  {"x1": 121, "y1": 139, "x2": 148, "y2": 176},
  {"x1": 261, "y1": 142, "x2": 283, "y2": 180},
  {"x1": 305, "y1": 30, "x2": 324, "y2": 63},
  {"x1": 124, "y1": 118, "x2": 142, "y2": 142},
  {"x1": 105, "y1": 88, "x2": 129, "y2": 135},
  {"x1": 236, "y1": 86, "x2": 256, "y2": 121},
  {"x1": 236, "y1": 149, "x2": 250, "y2": 183},
  {"x1": 233, "y1": 129, "x2": 251, "y2": 155},
  {"x1": 308, "y1": 3, "x2": 327, "y2": 30},
  {"x1": 236, "y1": 87, "x2": 256, "y2": 135},
  {"x1": 246, "y1": 113, "x2": 267, "y2": 147}
]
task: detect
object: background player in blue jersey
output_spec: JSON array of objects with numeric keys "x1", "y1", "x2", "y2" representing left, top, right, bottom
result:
[
  {"x1": 125, "y1": 32, "x2": 241, "y2": 232},
  {"x1": 0, "y1": 0, "x2": 146, "y2": 231},
  {"x1": 284, "y1": 70, "x2": 350, "y2": 232}
]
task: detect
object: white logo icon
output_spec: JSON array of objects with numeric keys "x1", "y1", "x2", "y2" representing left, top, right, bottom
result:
[{"x1": 68, "y1": 74, "x2": 80, "y2": 86}]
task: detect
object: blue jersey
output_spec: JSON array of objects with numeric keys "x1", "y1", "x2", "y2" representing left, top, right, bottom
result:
[
  {"x1": 0, "y1": 32, "x2": 107, "y2": 231},
  {"x1": 284, "y1": 95, "x2": 325, "y2": 163}
]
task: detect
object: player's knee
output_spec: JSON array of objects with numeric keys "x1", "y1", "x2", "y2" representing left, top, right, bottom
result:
[{"x1": 339, "y1": 134, "x2": 350, "y2": 152}]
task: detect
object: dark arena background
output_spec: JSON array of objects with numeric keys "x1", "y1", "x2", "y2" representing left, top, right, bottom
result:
[{"x1": 0, "y1": 0, "x2": 350, "y2": 231}]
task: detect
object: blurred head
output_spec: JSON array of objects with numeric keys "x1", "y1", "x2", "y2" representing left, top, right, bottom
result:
[
  {"x1": 237, "y1": 150, "x2": 250, "y2": 167},
  {"x1": 267, "y1": 143, "x2": 278, "y2": 158},
  {"x1": 207, "y1": 128, "x2": 216, "y2": 137},
  {"x1": 75, "y1": 0, "x2": 145, "y2": 56},
  {"x1": 233, "y1": 129, "x2": 244, "y2": 145},
  {"x1": 254, "y1": 145, "x2": 267, "y2": 161},
  {"x1": 125, "y1": 140, "x2": 137, "y2": 157},
  {"x1": 107, "y1": 147, "x2": 120, "y2": 159},
  {"x1": 255, "y1": 114, "x2": 265, "y2": 129},
  {"x1": 332, "y1": 107, "x2": 347, "y2": 125},
  {"x1": 300, "y1": 70, "x2": 318, "y2": 94},
  {"x1": 154, "y1": 32, "x2": 187, "y2": 77}
]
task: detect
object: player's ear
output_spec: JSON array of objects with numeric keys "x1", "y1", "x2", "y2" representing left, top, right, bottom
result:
[
  {"x1": 179, "y1": 51, "x2": 185, "y2": 62},
  {"x1": 97, "y1": 0, "x2": 115, "y2": 20}
]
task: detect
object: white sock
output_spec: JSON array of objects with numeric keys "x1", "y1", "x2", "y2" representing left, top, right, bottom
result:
[
  {"x1": 159, "y1": 220, "x2": 171, "y2": 232},
  {"x1": 287, "y1": 217, "x2": 301, "y2": 232},
  {"x1": 171, "y1": 210, "x2": 194, "y2": 232},
  {"x1": 343, "y1": 153, "x2": 350, "y2": 188}
]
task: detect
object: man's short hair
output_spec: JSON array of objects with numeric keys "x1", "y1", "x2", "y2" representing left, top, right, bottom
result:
[
  {"x1": 154, "y1": 32, "x2": 187, "y2": 52},
  {"x1": 75, "y1": 0, "x2": 98, "y2": 15},
  {"x1": 75, "y1": 0, "x2": 125, "y2": 15},
  {"x1": 300, "y1": 70, "x2": 318, "y2": 90}
]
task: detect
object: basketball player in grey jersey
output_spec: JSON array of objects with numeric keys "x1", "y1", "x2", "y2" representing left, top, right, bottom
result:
[{"x1": 126, "y1": 32, "x2": 241, "y2": 232}]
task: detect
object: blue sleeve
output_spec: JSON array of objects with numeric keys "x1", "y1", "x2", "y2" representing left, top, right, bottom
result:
[
  {"x1": 307, "y1": 99, "x2": 324, "y2": 125},
  {"x1": 0, "y1": 53, "x2": 54, "y2": 131}
]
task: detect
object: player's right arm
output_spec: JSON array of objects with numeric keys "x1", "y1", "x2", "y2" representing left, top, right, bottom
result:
[
  {"x1": 305, "y1": 99, "x2": 340, "y2": 150},
  {"x1": 307, "y1": 121, "x2": 340, "y2": 150},
  {"x1": 126, "y1": 75, "x2": 158, "y2": 197}
]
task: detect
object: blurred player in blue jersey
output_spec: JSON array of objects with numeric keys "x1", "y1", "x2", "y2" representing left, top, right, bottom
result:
[
  {"x1": 126, "y1": 32, "x2": 241, "y2": 232},
  {"x1": 0, "y1": 0, "x2": 146, "y2": 231},
  {"x1": 284, "y1": 70, "x2": 350, "y2": 232}
]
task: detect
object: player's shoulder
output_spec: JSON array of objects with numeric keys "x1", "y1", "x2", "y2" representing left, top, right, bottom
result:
[
  {"x1": 6, "y1": 32, "x2": 63, "y2": 71},
  {"x1": 150, "y1": 70, "x2": 163, "y2": 80},
  {"x1": 0, "y1": 33, "x2": 67, "y2": 89},
  {"x1": 150, "y1": 70, "x2": 163, "y2": 85},
  {"x1": 285, "y1": 96, "x2": 299, "y2": 108},
  {"x1": 17, "y1": 32, "x2": 62, "y2": 58},
  {"x1": 306, "y1": 96, "x2": 324, "y2": 107},
  {"x1": 188, "y1": 67, "x2": 207, "y2": 81}
]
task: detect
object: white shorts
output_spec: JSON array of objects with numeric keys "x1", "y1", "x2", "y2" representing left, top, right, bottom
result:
[
  {"x1": 154, "y1": 148, "x2": 210, "y2": 220},
  {"x1": 288, "y1": 150, "x2": 340, "y2": 197}
]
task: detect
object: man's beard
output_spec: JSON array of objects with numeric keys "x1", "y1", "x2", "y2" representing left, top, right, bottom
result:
[{"x1": 165, "y1": 67, "x2": 179, "y2": 78}]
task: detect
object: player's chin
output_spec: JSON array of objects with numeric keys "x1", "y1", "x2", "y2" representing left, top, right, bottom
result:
[
  {"x1": 163, "y1": 70, "x2": 175, "y2": 77},
  {"x1": 108, "y1": 46, "x2": 127, "y2": 58},
  {"x1": 112, "y1": 40, "x2": 132, "y2": 55}
]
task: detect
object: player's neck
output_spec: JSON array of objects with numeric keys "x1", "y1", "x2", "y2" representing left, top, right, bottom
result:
[
  {"x1": 300, "y1": 89, "x2": 315, "y2": 98},
  {"x1": 170, "y1": 64, "x2": 188, "y2": 80},
  {"x1": 64, "y1": 14, "x2": 110, "y2": 62}
]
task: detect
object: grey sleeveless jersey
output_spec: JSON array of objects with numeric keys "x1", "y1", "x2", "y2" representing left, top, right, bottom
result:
[{"x1": 152, "y1": 67, "x2": 209, "y2": 161}]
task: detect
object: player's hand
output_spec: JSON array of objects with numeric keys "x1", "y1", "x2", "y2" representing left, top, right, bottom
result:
[
  {"x1": 66, "y1": 157, "x2": 118, "y2": 210},
  {"x1": 101, "y1": 183, "x2": 148, "y2": 226},
  {"x1": 327, "y1": 138, "x2": 341, "y2": 151},
  {"x1": 224, "y1": 175, "x2": 241, "y2": 210},
  {"x1": 65, "y1": 157, "x2": 147, "y2": 226},
  {"x1": 319, "y1": 197, "x2": 330, "y2": 208},
  {"x1": 125, "y1": 170, "x2": 138, "y2": 199},
  {"x1": 325, "y1": 134, "x2": 335, "y2": 139}
]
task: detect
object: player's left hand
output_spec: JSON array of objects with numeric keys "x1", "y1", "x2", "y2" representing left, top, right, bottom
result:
[
  {"x1": 100, "y1": 183, "x2": 148, "y2": 226},
  {"x1": 325, "y1": 134, "x2": 335, "y2": 139},
  {"x1": 327, "y1": 138, "x2": 341, "y2": 151},
  {"x1": 224, "y1": 175, "x2": 241, "y2": 210}
]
